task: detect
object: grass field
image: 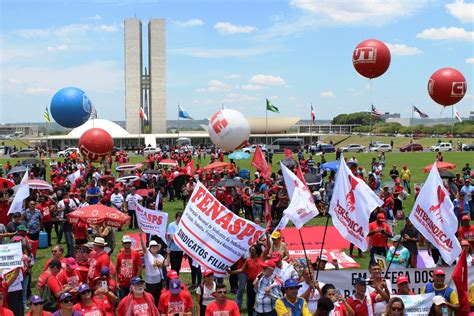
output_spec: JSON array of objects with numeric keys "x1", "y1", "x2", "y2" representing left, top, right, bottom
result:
[{"x1": 0, "y1": 142, "x2": 472, "y2": 312}]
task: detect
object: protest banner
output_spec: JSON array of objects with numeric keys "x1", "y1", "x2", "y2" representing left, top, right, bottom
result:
[
  {"x1": 317, "y1": 266, "x2": 474, "y2": 298},
  {"x1": 136, "y1": 203, "x2": 168, "y2": 240},
  {"x1": 393, "y1": 293, "x2": 434, "y2": 316},
  {"x1": 174, "y1": 181, "x2": 265, "y2": 275},
  {"x1": 0, "y1": 243, "x2": 23, "y2": 270}
]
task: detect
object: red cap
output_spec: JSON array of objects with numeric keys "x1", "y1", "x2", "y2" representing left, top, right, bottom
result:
[
  {"x1": 462, "y1": 215, "x2": 470, "y2": 221},
  {"x1": 203, "y1": 269, "x2": 214, "y2": 277},
  {"x1": 66, "y1": 257, "x2": 79, "y2": 269},
  {"x1": 63, "y1": 198, "x2": 70, "y2": 203},
  {"x1": 271, "y1": 252, "x2": 282, "y2": 261},
  {"x1": 167, "y1": 270, "x2": 179, "y2": 279},
  {"x1": 461, "y1": 239, "x2": 470, "y2": 247},
  {"x1": 434, "y1": 269, "x2": 445, "y2": 276},
  {"x1": 396, "y1": 276, "x2": 409, "y2": 285},
  {"x1": 261, "y1": 260, "x2": 276, "y2": 269},
  {"x1": 377, "y1": 213, "x2": 386, "y2": 221}
]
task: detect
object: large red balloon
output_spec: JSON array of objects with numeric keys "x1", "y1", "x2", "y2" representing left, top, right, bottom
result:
[
  {"x1": 352, "y1": 39, "x2": 391, "y2": 79},
  {"x1": 428, "y1": 68, "x2": 467, "y2": 106},
  {"x1": 78, "y1": 128, "x2": 114, "y2": 162}
]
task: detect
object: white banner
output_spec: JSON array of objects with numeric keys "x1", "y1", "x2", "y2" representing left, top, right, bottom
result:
[
  {"x1": 393, "y1": 293, "x2": 434, "y2": 316},
  {"x1": 329, "y1": 157, "x2": 383, "y2": 251},
  {"x1": 174, "y1": 182, "x2": 265, "y2": 276},
  {"x1": 0, "y1": 243, "x2": 23, "y2": 270},
  {"x1": 317, "y1": 266, "x2": 474, "y2": 298},
  {"x1": 136, "y1": 204, "x2": 168, "y2": 241},
  {"x1": 409, "y1": 162, "x2": 461, "y2": 264}
]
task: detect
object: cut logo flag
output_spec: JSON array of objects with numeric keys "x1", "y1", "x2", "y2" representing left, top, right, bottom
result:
[
  {"x1": 452, "y1": 248, "x2": 470, "y2": 314},
  {"x1": 8, "y1": 169, "x2": 30, "y2": 215},
  {"x1": 454, "y1": 105, "x2": 462, "y2": 123},
  {"x1": 408, "y1": 162, "x2": 461, "y2": 264},
  {"x1": 251, "y1": 145, "x2": 270, "y2": 178},
  {"x1": 371, "y1": 104, "x2": 382, "y2": 119},
  {"x1": 328, "y1": 156, "x2": 383, "y2": 251},
  {"x1": 139, "y1": 107, "x2": 147, "y2": 121},
  {"x1": 280, "y1": 162, "x2": 318, "y2": 229},
  {"x1": 178, "y1": 105, "x2": 193, "y2": 119}
]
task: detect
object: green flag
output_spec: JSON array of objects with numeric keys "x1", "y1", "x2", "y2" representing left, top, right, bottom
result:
[
  {"x1": 266, "y1": 98, "x2": 279, "y2": 113},
  {"x1": 43, "y1": 106, "x2": 51, "y2": 123}
]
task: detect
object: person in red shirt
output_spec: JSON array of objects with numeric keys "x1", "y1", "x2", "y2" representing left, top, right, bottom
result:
[
  {"x1": 57, "y1": 258, "x2": 82, "y2": 296},
  {"x1": 205, "y1": 283, "x2": 240, "y2": 316},
  {"x1": 26, "y1": 295, "x2": 52, "y2": 316},
  {"x1": 396, "y1": 276, "x2": 415, "y2": 295},
  {"x1": 73, "y1": 284, "x2": 104, "y2": 316},
  {"x1": 43, "y1": 245, "x2": 67, "y2": 272},
  {"x1": 38, "y1": 260, "x2": 72, "y2": 312},
  {"x1": 368, "y1": 213, "x2": 392, "y2": 264},
  {"x1": 116, "y1": 235, "x2": 142, "y2": 299},
  {"x1": 346, "y1": 277, "x2": 389, "y2": 316},
  {"x1": 321, "y1": 283, "x2": 354, "y2": 316},
  {"x1": 72, "y1": 220, "x2": 89, "y2": 246},
  {"x1": 117, "y1": 277, "x2": 159, "y2": 316},
  {"x1": 37, "y1": 195, "x2": 55, "y2": 247},
  {"x1": 158, "y1": 279, "x2": 193, "y2": 315},
  {"x1": 0, "y1": 291, "x2": 14, "y2": 316},
  {"x1": 0, "y1": 267, "x2": 20, "y2": 309},
  {"x1": 458, "y1": 215, "x2": 474, "y2": 249},
  {"x1": 87, "y1": 238, "x2": 111, "y2": 285},
  {"x1": 91, "y1": 277, "x2": 117, "y2": 316}
]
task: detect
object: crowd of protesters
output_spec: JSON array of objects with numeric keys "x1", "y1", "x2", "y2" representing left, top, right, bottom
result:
[{"x1": 0, "y1": 143, "x2": 473, "y2": 315}]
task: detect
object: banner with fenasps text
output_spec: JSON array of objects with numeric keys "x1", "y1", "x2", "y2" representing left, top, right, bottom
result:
[{"x1": 174, "y1": 181, "x2": 265, "y2": 276}]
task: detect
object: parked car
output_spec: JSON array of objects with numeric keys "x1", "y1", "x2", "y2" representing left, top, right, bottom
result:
[
  {"x1": 399, "y1": 143, "x2": 424, "y2": 152},
  {"x1": 369, "y1": 144, "x2": 392, "y2": 152},
  {"x1": 311, "y1": 143, "x2": 336, "y2": 153},
  {"x1": 242, "y1": 144, "x2": 267, "y2": 153},
  {"x1": 10, "y1": 148, "x2": 38, "y2": 158},
  {"x1": 341, "y1": 144, "x2": 365, "y2": 153},
  {"x1": 139, "y1": 147, "x2": 161, "y2": 155},
  {"x1": 430, "y1": 143, "x2": 452, "y2": 152},
  {"x1": 57, "y1": 147, "x2": 79, "y2": 157},
  {"x1": 463, "y1": 143, "x2": 474, "y2": 151}
]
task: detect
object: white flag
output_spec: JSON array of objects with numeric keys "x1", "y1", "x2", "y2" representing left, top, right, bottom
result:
[
  {"x1": 67, "y1": 169, "x2": 81, "y2": 184},
  {"x1": 136, "y1": 203, "x2": 168, "y2": 241},
  {"x1": 454, "y1": 105, "x2": 462, "y2": 123},
  {"x1": 280, "y1": 162, "x2": 318, "y2": 229},
  {"x1": 408, "y1": 162, "x2": 461, "y2": 264},
  {"x1": 155, "y1": 191, "x2": 161, "y2": 211},
  {"x1": 328, "y1": 157, "x2": 383, "y2": 251},
  {"x1": 8, "y1": 170, "x2": 30, "y2": 215}
]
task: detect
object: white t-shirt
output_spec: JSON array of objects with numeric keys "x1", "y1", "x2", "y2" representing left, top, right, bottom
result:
[
  {"x1": 367, "y1": 279, "x2": 392, "y2": 316},
  {"x1": 196, "y1": 282, "x2": 216, "y2": 307},
  {"x1": 110, "y1": 193, "x2": 124, "y2": 209},
  {"x1": 126, "y1": 193, "x2": 143, "y2": 210},
  {"x1": 298, "y1": 281, "x2": 323, "y2": 314},
  {"x1": 144, "y1": 250, "x2": 164, "y2": 284},
  {"x1": 274, "y1": 261, "x2": 298, "y2": 282},
  {"x1": 57, "y1": 198, "x2": 78, "y2": 210}
]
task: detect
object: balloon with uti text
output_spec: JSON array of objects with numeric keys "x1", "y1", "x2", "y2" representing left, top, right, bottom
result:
[
  {"x1": 78, "y1": 128, "x2": 114, "y2": 162},
  {"x1": 208, "y1": 109, "x2": 250, "y2": 151},
  {"x1": 352, "y1": 39, "x2": 391, "y2": 79},
  {"x1": 50, "y1": 87, "x2": 92, "y2": 128},
  {"x1": 428, "y1": 68, "x2": 467, "y2": 107}
]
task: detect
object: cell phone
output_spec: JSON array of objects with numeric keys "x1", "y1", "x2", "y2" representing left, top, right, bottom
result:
[{"x1": 101, "y1": 281, "x2": 107, "y2": 289}]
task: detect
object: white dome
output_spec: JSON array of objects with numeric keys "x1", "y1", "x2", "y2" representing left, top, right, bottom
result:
[{"x1": 67, "y1": 119, "x2": 130, "y2": 138}]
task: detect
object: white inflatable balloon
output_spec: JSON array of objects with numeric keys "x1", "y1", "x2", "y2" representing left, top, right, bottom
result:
[{"x1": 208, "y1": 109, "x2": 250, "y2": 151}]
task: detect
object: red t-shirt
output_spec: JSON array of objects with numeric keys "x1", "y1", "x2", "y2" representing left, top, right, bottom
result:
[
  {"x1": 0, "y1": 281, "x2": 8, "y2": 308},
  {"x1": 43, "y1": 258, "x2": 67, "y2": 272},
  {"x1": 93, "y1": 296, "x2": 114, "y2": 316},
  {"x1": 0, "y1": 307, "x2": 14, "y2": 316},
  {"x1": 73, "y1": 222, "x2": 88, "y2": 240},
  {"x1": 118, "y1": 295, "x2": 153, "y2": 316},
  {"x1": 37, "y1": 202, "x2": 53, "y2": 223},
  {"x1": 245, "y1": 257, "x2": 263, "y2": 281},
  {"x1": 346, "y1": 292, "x2": 377, "y2": 316},
  {"x1": 57, "y1": 269, "x2": 81, "y2": 288},
  {"x1": 0, "y1": 200, "x2": 10, "y2": 225},
  {"x1": 205, "y1": 299, "x2": 240, "y2": 315},
  {"x1": 369, "y1": 222, "x2": 392, "y2": 248},
  {"x1": 458, "y1": 226, "x2": 474, "y2": 249},
  {"x1": 158, "y1": 291, "x2": 193, "y2": 314},
  {"x1": 88, "y1": 251, "x2": 111, "y2": 283},
  {"x1": 332, "y1": 302, "x2": 348, "y2": 316},
  {"x1": 38, "y1": 271, "x2": 62, "y2": 306},
  {"x1": 73, "y1": 301, "x2": 104, "y2": 316},
  {"x1": 116, "y1": 250, "x2": 141, "y2": 287}
]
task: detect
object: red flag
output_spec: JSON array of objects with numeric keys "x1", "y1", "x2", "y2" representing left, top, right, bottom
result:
[
  {"x1": 296, "y1": 165, "x2": 310, "y2": 192},
  {"x1": 264, "y1": 191, "x2": 272, "y2": 231},
  {"x1": 284, "y1": 148, "x2": 293, "y2": 158},
  {"x1": 139, "y1": 107, "x2": 147, "y2": 120},
  {"x1": 453, "y1": 247, "x2": 470, "y2": 315},
  {"x1": 251, "y1": 145, "x2": 270, "y2": 178},
  {"x1": 185, "y1": 160, "x2": 195, "y2": 176}
]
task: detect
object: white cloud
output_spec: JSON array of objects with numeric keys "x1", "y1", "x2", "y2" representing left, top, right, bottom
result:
[
  {"x1": 224, "y1": 74, "x2": 241, "y2": 79},
  {"x1": 172, "y1": 19, "x2": 204, "y2": 28},
  {"x1": 196, "y1": 80, "x2": 232, "y2": 93},
  {"x1": 47, "y1": 44, "x2": 69, "y2": 52},
  {"x1": 320, "y1": 91, "x2": 335, "y2": 97},
  {"x1": 25, "y1": 87, "x2": 54, "y2": 95},
  {"x1": 169, "y1": 47, "x2": 270, "y2": 58},
  {"x1": 214, "y1": 22, "x2": 257, "y2": 34},
  {"x1": 416, "y1": 27, "x2": 474, "y2": 41},
  {"x1": 223, "y1": 93, "x2": 258, "y2": 103},
  {"x1": 97, "y1": 24, "x2": 119, "y2": 32},
  {"x1": 290, "y1": 0, "x2": 424, "y2": 24},
  {"x1": 241, "y1": 84, "x2": 264, "y2": 91},
  {"x1": 249, "y1": 74, "x2": 286, "y2": 86},
  {"x1": 466, "y1": 57, "x2": 474, "y2": 63},
  {"x1": 14, "y1": 23, "x2": 119, "y2": 39},
  {"x1": 446, "y1": 0, "x2": 474, "y2": 24},
  {"x1": 85, "y1": 15, "x2": 102, "y2": 21},
  {"x1": 386, "y1": 43, "x2": 422, "y2": 56}
]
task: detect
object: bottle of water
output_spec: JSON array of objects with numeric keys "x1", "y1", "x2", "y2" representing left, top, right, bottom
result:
[{"x1": 442, "y1": 306, "x2": 449, "y2": 316}]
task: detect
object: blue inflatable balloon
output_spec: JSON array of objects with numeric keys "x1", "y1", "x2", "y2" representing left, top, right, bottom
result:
[{"x1": 50, "y1": 87, "x2": 92, "y2": 128}]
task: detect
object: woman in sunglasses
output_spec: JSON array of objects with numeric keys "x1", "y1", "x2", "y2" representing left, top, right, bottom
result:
[
  {"x1": 52, "y1": 293, "x2": 82, "y2": 316},
  {"x1": 382, "y1": 297, "x2": 405, "y2": 316},
  {"x1": 26, "y1": 295, "x2": 52, "y2": 316}
]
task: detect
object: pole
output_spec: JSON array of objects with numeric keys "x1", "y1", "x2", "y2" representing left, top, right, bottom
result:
[
  {"x1": 315, "y1": 215, "x2": 331, "y2": 279},
  {"x1": 369, "y1": 79, "x2": 373, "y2": 144},
  {"x1": 411, "y1": 105, "x2": 414, "y2": 143},
  {"x1": 310, "y1": 103, "x2": 313, "y2": 149},
  {"x1": 265, "y1": 107, "x2": 268, "y2": 149},
  {"x1": 177, "y1": 104, "x2": 180, "y2": 139},
  {"x1": 298, "y1": 229, "x2": 313, "y2": 279},
  {"x1": 451, "y1": 106, "x2": 455, "y2": 138},
  {"x1": 384, "y1": 239, "x2": 402, "y2": 278}
]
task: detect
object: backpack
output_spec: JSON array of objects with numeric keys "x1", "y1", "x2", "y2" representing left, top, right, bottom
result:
[{"x1": 39, "y1": 275, "x2": 57, "y2": 312}]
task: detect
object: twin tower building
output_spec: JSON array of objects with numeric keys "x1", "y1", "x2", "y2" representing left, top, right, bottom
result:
[{"x1": 124, "y1": 18, "x2": 166, "y2": 134}]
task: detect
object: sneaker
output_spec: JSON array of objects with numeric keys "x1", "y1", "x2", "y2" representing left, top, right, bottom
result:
[{"x1": 358, "y1": 253, "x2": 364, "y2": 258}]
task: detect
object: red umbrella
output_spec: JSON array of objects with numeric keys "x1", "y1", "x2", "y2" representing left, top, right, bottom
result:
[
  {"x1": 0, "y1": 178, "x2": 15, "y2": 189},
  {"x1": 136, "y1": 188, "x2": 154, "y2": 197},
  {"x1": 28, "y1": 179, "x2": 53, "y2": 190},
  {"x1": 159, "y1": 159, "x2": 178, "y2": 166},
  {"x1": 67, "y1": 204, "x2": 130, "y2": 228},
  {"x1": 203, "y1": 162, "x2": 232, "y2": 172},
  {"x1": 423, "y1": 161, "x2": 457, "y2": 172}
]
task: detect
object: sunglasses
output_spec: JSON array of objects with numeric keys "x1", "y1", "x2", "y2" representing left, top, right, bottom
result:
[
  {"x1": 32, "y1": 302, "x2": 44, "y2": 306},
  {"x1": 51, "y1": 250, "x2": 58, "y2": 253},
  {"x1": 62, "y1": 298, "x2": 73, "y2": 304},
  {"x1": 216, "y1": 291, "x2": 227, "y2": 294},
  {"x1": 80, "y1": 290, "x2": 91, "y2": 294},
  {"x1": 391, "y1": 307, "x2": 403, "y2": 311}
]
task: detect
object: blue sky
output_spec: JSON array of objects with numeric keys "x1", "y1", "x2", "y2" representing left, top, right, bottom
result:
[{"x1": 1, "y1": 0, "x2": 473, "y2": 124}]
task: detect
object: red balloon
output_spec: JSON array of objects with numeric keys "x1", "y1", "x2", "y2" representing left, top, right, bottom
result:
[
  {"x1": 352, "y1": 39, "x2": 391, "y2": 79},
  {"x1": 78, "y1": 128, "x2": 114, "y2": 162},
  {"x1": 428, "y1": 68, "x2": 467, "y2": 106}
]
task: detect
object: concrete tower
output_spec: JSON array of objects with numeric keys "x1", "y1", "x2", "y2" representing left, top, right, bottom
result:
[{"x1": 124, "y1": 18, "x2": 166, "y2": 134}]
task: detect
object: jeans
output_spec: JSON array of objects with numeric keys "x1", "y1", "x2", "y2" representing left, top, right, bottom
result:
[
  {"x1": 64, "y1": 227, "x2": 74, "y2": 257},
  {"x1": 170, "y1": 251, "x2": 183, "y2": 274},
  {"x1": 43, "y1": 221, "x2": 53, "y2": 246},
  {"x1": 188, "y1": 257, "x2": 202, "y2": 286},
  {"x1": 253, "y1": 204, "x2": 263, "y2": 220},
  {"x1": 146, "y1": 282, "x2": 162, "y2": 307},
  {"x1": 22, "y1": 273, "x2": 30, "y2": 308},
  {"x1": 246, "y1": 279, "x2": 256, "y2": 316},
  {"x1": 237, "y1": 272, "x2": 247, "y2": 311},
  {"x1": 402, "y1": 180, "x2": 411, "y2": 194},
  {"x1": 128, "y1": 209, "x2": 138, "y2": 229},
  {"x1": 57, "y1": 222, "x2": 64, "y2": 244}
]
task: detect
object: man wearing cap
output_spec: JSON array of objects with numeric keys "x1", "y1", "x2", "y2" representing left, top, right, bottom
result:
[
  {"x1": 458, "y1": 215, "x2": 474, "y2": 250},
  {"x1": 346, "y1": 277, "x2": 389, "y2": 316},
  {"x1": 116, "y1": 235, "x2": 142, "y2": 298},
  {"x1": 272, "y1": 252, "x2": 298, "y2": 282},
  {"x1": 87, "y1": 237, "x2": 111, "y2": 285},
  {"x1": 396, "y1": 276, "x2": 414, "y2": 295},
  {"x1": 254, "y1": 260, "x2": 282, "y2": 315},
  {"x1": 270, "y1": 231, "x2": 290, "y2": 262},
  {"x1": 205, "y1": 283, "x2": 240, "y2": 316},
  {"x1": 368, "y1": 213, "x2": 392, "y2": 264},
  {"x1": 158, "y1": 278, "x2": 193, "y2": 315},
  {"x1": 38, "y1": 260, "x2": 72, "y2": 312},
  {"x1": 386, "y1": 235, "x2": 410, "y2": 269},
  {"x1": 26, "y1": 295, "x2": 52, "y2": 316},
  {"x1": 52, "y1": 293, "x2": 78, "y2": 316},
  {"x1": 73, "y1": 284, "x2": 104, "y2": 315},
  {"x1": 422, "y1": 269, "x2": 459, "y2": 314},
  {"x1": 57, "y1": 258, "x2": 82, "y2": 295},
  {"x1": 275, "y1": 278, "x2": 311, "y2": 316},
  {"x1": 125, "y1": 187, "x2": 143, "y2": 229}
]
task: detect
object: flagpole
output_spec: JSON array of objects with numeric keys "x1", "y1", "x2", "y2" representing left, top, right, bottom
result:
[
  {"x1": 139, "y1": 117, "x2": 141, "y2": 151},
  {"x1": 411, "y1": 105, "x2": 414, "y2": 143},
  {"x1": 298, "y1": 229, "x2": 313, "y2": 280},
  {"x1": 315, "y1": 215, "x2": 330, "y2": 280},
  {"x1": 310, "y1": 103, "x2": 313, "y2": 149},
  {"x1": 369, "y1": 79, "x2": 373, "y2": 144},
  {"x1": 178, "y1": 104, "x2": 180, "y2": 139},
  {"x1": 451, "y1": 106, "x2": 455, "y2": 139},
  {"x1": 384, "y1": 238, "x2": 402, "y2": 278},
  {"x1": 265, "y1": 104, "x2": 268, "y2": 155}
]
